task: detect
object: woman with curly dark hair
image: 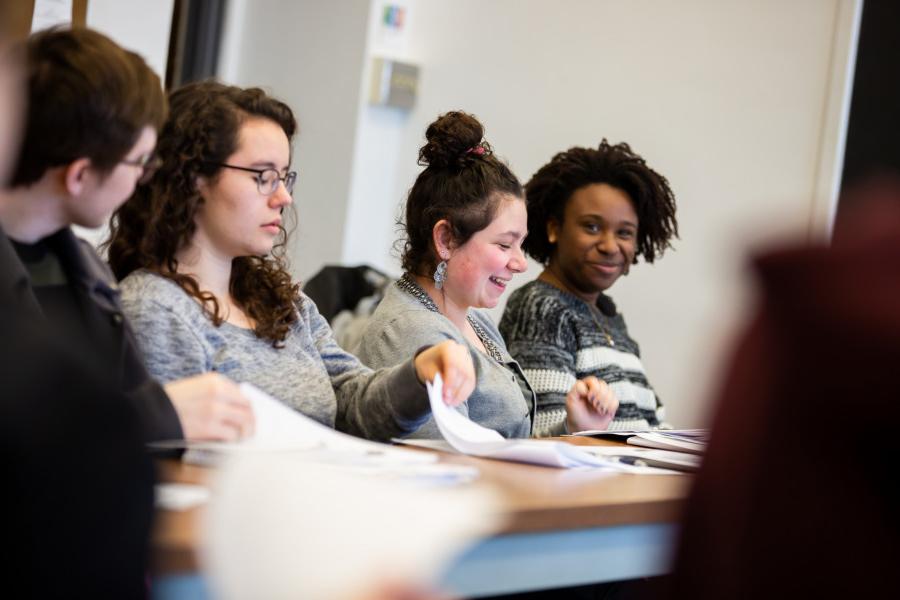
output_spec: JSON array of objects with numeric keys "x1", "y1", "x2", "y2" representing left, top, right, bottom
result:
[
  {"x1": 355, "y1": 111, "x2": 617, "y2": 439},
  {"x1": 499, "y1": 140, "x2": 678, "y2": 432},
  {"x1": 106, "y1": 80, "x2": 475, "y2": 442}
]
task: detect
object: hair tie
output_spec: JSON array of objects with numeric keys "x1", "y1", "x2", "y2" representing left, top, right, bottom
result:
[{"x1": 466, "y1": 145, "x2": 486, "y2": 156}]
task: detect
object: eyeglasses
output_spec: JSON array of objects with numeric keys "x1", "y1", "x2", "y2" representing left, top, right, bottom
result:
[
  {"x1": 120, "y1": 153, "x2": 162, "y2": 185},
  {"x1": 210, "y1": 163, "x2": 298, "y2": 195}
]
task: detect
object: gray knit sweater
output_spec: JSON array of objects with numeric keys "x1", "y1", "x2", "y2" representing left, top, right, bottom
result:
[
  {"x1": 119, "y1": 270, "x2": 430, "y2": 442},
  {"x1": 354, "y1": 280, "x2": 537, "y2": 439},
  {"x1": 500, "y1": 279, "x2": 663, "y2": 432}
]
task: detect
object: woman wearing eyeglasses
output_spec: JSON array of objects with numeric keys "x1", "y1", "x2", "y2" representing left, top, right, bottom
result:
[{"x1": 105, "y1": 80, "x2": 475, "y2": 442}]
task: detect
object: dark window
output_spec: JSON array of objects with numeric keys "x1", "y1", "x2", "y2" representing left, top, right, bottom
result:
[{"x1": 165, "y1": 0, "x2": 228, "y2": 89}]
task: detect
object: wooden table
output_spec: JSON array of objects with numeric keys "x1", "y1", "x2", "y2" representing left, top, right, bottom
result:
[{"x1": 153, "y1": 437, "x2": 692, "y2": 597}]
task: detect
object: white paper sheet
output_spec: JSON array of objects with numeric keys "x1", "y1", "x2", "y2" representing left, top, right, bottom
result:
[
  {"x1": 154, "y1": 483, "x2": 210, "y2": 511},
  {"x1": 576, "y1": 445, "x2": 700, "y2": 472},
  {"x1": 205, "y1": 453, "x2": 501, "y2": 600},
  {"x1": 627, "y1": 431, "x2": 706, "y2": 454},
  {"x1": 571, "y1": 428, "x2": 708, "y2": 454},
  {"x1": 152, "y1": 384, "x2": 440, "y2": 476},
  {"x1": 426, "y1": 374, "x2": 679, "y2": 472}
]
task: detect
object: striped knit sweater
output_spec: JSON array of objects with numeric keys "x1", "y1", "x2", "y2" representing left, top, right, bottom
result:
[{"x1": 499, "y1": 279, "x2": 663, "y2": 432}]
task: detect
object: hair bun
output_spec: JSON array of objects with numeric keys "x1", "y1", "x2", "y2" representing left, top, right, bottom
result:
[{"x1": 418, "y1": 111, "x2": 490, "y2": 169}]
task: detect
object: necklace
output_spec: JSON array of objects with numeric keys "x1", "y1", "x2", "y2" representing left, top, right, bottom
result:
[
  {"x1": 397, "y1": 273, "x2": 505, "y2": 363},
  {"x1": 587, "y1": 302, "x2": 615, "y2": 348}
]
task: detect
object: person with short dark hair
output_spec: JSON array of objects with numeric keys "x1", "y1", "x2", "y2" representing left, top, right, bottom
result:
[
  {"x1": 0, "y1": 27, "x2": 255, "y2": 443},
  {"x1": 106, "y1": 80, "x2": 475, "y2": 441},
  {"x1": 355, "y1": 111, "x2": 617, "y2": 438},
  {"x1": 0, "y1": 21, "x2": 154, "y2": 597},
  {"x1": 499, "y1": 141, "x2": 678, "y2": 432},
  {"x1": 10, "y1": 27, "x2": 166, "y2": 188}
]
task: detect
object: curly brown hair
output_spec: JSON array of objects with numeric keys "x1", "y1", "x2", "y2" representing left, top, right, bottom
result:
[
  {"x1": 399, "y1": 111, "x2": 523, "y2": 275},
  {"x1": 523, "y1": 139, "x2": 678, "y2": 265},
  {"x1": 105, "y1": 80, "x2": 300, "y2": 346}
]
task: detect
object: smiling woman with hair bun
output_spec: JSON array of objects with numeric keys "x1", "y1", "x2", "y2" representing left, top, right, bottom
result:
[{"x1": 355, "y1": 111, "x2": 618, "y2": 439}]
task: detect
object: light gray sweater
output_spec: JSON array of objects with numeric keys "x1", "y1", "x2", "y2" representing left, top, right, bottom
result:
[
  {"x1": 354, "y1": 281, "x2": 537, "y2": 439},
  {"x1": 119, "y1": 270, "x2": 430, "y2": 442}
]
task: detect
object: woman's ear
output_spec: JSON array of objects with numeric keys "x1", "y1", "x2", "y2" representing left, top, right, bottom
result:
[
  {"x1": 546, "y1": 218, "x2": 560, "y2": 245},
  {"x1": 62, "y1": 158, "x2": 92, "y2": 197},
  {"x1": 432, "y1": 219, "x2": 454, "y2": 260}
]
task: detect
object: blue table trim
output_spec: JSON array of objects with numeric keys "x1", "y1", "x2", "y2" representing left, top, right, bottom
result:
[{"x1": 438, "y1": 523, "x2": 678, "y2": 597}]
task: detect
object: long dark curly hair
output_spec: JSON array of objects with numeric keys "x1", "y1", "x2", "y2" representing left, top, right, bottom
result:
[
  {"x1": 105, "y1": 80, "x2": 300, "y2": 346},
  {"x1": 524, "y1": 139, "x2": 679, "y2": 265},
  {"x1": 400, "y1": 111, "x2": 523, "y2": 276}
]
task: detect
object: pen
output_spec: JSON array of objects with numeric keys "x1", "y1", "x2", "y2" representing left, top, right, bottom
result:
[{"x1": 610, "y1": 456, "x2": 648, "y2": 467}]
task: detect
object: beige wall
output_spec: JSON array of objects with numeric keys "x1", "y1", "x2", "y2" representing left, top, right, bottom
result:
[
  {"x1": 221, "y1": 0, "x2": 372, "y2": 282},
  {"x1": 219, "y1": 0, "x2": 862, "y2": 428},
  {"x1": 80, "y1": 0, "x2": 861, "y2": 429},
  {"x1": 341, "y1": 0, "x2": 861, "y2": 427},
  {"x1": 86, "y1": 0, "x2": 174, "y2": 77},
  {"x1": 72, "y1": 0, "x2": 175, "y2": 247}
]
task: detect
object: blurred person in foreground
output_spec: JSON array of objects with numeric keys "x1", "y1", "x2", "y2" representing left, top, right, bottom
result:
[
  {"x1": 0, "y1": 18, "x2": 152, "y2": 598},
  {"x1": 666, "y1": 177, "x2": 900, "y2": 599}
]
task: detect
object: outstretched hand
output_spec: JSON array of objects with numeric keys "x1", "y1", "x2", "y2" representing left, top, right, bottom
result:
[
  {"x1": 565, "y1": 375, "x2": 618, "y2": 432},
  {"x1": 413, "y1": 340, "x2": 476, "y2": 407},
  {"x1": 164, "y1": 372, "x2": 256, "y2": 441}
]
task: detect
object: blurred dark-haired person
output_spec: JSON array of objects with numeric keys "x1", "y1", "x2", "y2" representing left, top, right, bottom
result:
[
  {"x1": 499, "y1": 141, "x2": 678, "y2": 432},
  {"x1": 355, "y1": 111, "x2": 617, "y2": 439},
  {"x1": 0, "y1": 20, "x2": 154, "y2": 597},
  {"x1": 0, "y1": 27, "x2": 255, "y2": 443},
  {"x1": 106, "y1": 80, "x2": 474, "y2": 441}
]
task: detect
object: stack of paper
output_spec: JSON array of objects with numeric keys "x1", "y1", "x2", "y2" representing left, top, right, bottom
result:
[
  {"x1": 627, "y1": 430, "x2": 707, "y2": 454},
  {"x1": 576, "y1": 445, "x2": 702, "y2": 471},
  {"x1": 205, "y1": 452, "x2": 501, "y2": 600},
  {"x1": 572, "y1": 428, "x2": 708, "y2": 455},
  {"x1": 419, "y1": 374, "x2": 685, "y2": 472}
]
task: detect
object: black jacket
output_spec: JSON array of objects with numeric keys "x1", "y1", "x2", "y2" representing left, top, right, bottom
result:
[
  {"x1": 0, "y1": 225, "x2": 182, "y2": 442},
  {"x1": 1, "y1": 314, "x2": 156, "y2": 597}
]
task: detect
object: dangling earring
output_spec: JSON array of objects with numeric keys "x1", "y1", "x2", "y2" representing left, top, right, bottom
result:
[{"x1": 433, "y1": 253, "x2": 448, "y2": 289}]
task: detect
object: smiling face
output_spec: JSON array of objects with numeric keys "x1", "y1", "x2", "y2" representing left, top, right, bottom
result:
[
  {"x1": 547, "y1": 183, "x2": 638, "y2": 302},
  {"x1": 193, "y1": 116, "x2": 292, "y2": 259},
  {"x1": 442, "y1": 194, "x2": 528, "y2": 310}
]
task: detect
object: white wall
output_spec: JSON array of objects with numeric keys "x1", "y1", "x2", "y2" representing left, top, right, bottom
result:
[
  {"x1": 220, "y1": 0, "x2": 371, "y2": 282},
  {"x1": 72, "y1": 0, "x2": 175, "y2": 246},
  {"x1": 86, "y1": 0, "x2": 174, "y2": 77},
  {"x1": 343, "y1": 0, "x2": 860, "y2": 428},
  {"x1": 225, "y1": 0, "x2": 860, "y2": 428},
  {"x1": 343, "y1": 0, "x2": 419, "y2": 272},
  {"x1": 71, "y1": 0, "x2": 861, "y2": 429}
]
